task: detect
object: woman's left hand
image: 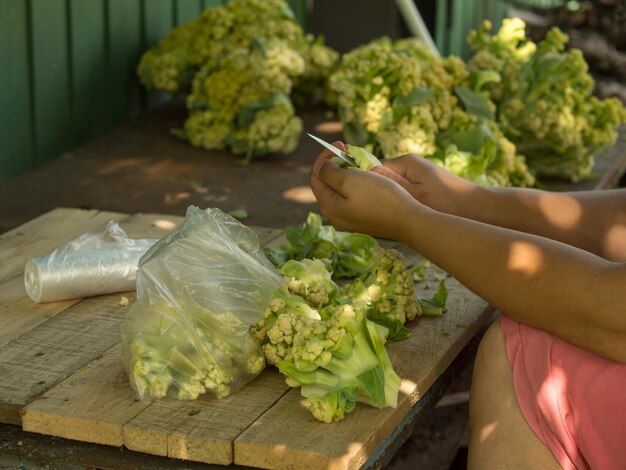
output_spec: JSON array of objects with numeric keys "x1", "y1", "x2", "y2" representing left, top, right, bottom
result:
[{"x1": 309, "y1": 145, "x2": 422, "y2": 241}]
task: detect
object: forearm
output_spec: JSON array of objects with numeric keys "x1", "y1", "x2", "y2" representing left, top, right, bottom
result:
[
  {"x1": 401, "y1": 206, "x2": 626, "y2": 362},
  {"x1": 462, "y1": 186, "x2": 626, "y2": 261}
]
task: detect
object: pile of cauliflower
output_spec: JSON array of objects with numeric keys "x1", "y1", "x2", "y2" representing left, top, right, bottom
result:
[
  {"x1": 328, "y1": 36, "x2": 536, "y2": 187},
  {"x1": 137, "y1": 0, "x2": 338, "y2": 162},
  {"x1": 138, "y1": 4, "x2": 625, "y2": 182},
  {"x1": 328, "y1": 19, "x2": 625, "y2": 185}
]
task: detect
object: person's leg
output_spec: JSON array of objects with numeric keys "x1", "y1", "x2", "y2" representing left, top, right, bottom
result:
[{"x1": 467, "y1": 318, "x2": 561, "y2": 469}]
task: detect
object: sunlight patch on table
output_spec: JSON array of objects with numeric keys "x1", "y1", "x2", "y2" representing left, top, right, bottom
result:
[
  {"x1": 400, "y1": 378, "x2": 417, "y2": 396},
  {"x1": 151, "y1": 219, "x2": 178, "y2": 230},
  {"x1": 282, "y1": 185, "x2": 316, "y2": 204},
  {"x1": 314, "y1": 121, "x2": 343, "y2": 134}
]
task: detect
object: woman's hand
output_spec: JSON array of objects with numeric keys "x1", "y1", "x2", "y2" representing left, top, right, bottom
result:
[
  {"x1": 309, "y1": 143, "x2": 423, "y2": 241},
  {"x1": 371, "y1": 154, "x2": 480, "y2": 218}
]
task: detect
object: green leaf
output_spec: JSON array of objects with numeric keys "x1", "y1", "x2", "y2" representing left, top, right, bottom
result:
[
  {"x1": 263, "y1": 247, "x2": 287, "y2": 267},
  {"x1": 367, "y1": 315, "x2": 412, "y2": 341},
  {"x1": 379, "y1": 110, "x2": 394, "y2": 132},
  {"x1": 472, "y1": 70, "x2": 501, "y2": 92},
  {"x1": 250, "y1": 37, "x2": 267, "y2": 54},
  {"x1": 170, "y1": 128, "x2": 187, "y2": 141},
  {"x1": 227, "y1": 208, "x2": 248, "y2": 219},
  {"x1": 342, "y1": 121, "x2": 370, "y2": 147},
  {"x1": 356, "y1": 364, "x2": 386, "y2": 406},
  {"x1": 393, "y1": 87, "x2": 435, "y2": 110},
  {"x1": 236, "y1": 93, "x2": 290, "y2": 128},
  {"x1": 416, "y1": 280, "x2": 448, "y2": 316},
  {"x1": 454, "y1": 86, "x2": 495, "y2": 120},
  {"x1": 410, "y1": 260, "x2": 431, "y2": 282}
]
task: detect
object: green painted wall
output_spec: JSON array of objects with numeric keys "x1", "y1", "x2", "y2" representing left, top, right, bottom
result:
[
  {"x1": 436, "y1": 0, "x2": 511, "y2": 58},
  {"x1": 0, "y1": 0, "x2": 306, "y2": 181}
]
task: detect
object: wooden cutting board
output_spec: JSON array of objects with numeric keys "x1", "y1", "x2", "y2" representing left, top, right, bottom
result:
[{"x1": 0, "y1": 207, "x2": 492, "y2": 469}]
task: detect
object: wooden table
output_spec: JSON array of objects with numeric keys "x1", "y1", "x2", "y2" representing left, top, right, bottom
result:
[
  {"x1": 1, "y1": 127, "x2": 624, "y2": 469},
  {"x1": 0, "y1": 207, "x2": 494, "y2": 469}
]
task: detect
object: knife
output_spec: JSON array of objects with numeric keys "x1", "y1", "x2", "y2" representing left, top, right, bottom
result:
[{"x1": 307, "y1": 133, "x2": 355, "y2": 167}]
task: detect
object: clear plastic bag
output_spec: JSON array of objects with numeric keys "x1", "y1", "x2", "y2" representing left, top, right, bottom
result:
[
  {"x1": 24, "y1": 221, "x2": 156, "y2": 303},
  {"x1": 121, "y1": 206, "x2": 283, "y2": 400}
]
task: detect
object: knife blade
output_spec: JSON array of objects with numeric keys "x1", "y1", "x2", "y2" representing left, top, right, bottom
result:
[{"x1": 307, "y1": 133, "x2": 355, "y2": 167}]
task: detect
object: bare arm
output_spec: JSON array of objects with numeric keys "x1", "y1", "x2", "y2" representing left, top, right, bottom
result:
[
  {"x1": 310, "y1": 155, "x2": 626, "y2": 363},
  {"x1": 466, "y1": 186, "x2": 626, "y2": 262},
  {"x1": 375, "y1": 155, "x2": 626, "y2": 261},
  {"x1": 401, "y1": 206, "x2": 626, "y2": 363}
]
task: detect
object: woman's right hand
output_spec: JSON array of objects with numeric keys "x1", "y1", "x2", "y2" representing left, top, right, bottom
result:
[{"x1": 371, "y1": 154, "x2": 480, "y2": 217}]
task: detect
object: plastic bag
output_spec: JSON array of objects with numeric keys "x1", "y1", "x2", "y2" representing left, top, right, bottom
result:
[
  {"x1": 121, "y1": 206, "x2": 283, "y2": 400},
  {"x1": 24, "y1": 221, "x2": 156, "y2": 303}
]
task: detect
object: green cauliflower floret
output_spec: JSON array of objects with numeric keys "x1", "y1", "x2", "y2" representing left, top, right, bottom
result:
[
  {"x1": 123, "y1": 300, "x2": 266, "y2": 400},
  {"x1": 228, "y1": 93, "x2": 303, "y2": 160},
  {"x1": 343, "y1": 248, "x2": 420, "y2": 341},
  {"x1": 182, "y1": 40, "x2": 304, "y2": 161},
  {"x1": 279, "y1": 258, "x2": 339, "y2": 307},
  {"x1": 137, "y1": 0, "x2": 306, "y2": 95},
  {"x1": 251, "y1": 284, "x2": 322, "y2": 366},
  {"x1": 137, "y1": 6, "x2": 234, "y2": 94},
  {"x1": 129, "y1": 341, "x2": 173, "y2": 399},
  {"x1": 301, "y1": 386, "x2": 359, "y2": 423},
  {"x1": 277, "y1": 303, "x2": 401, "y2": 423},
  {"x1": 292, "y1": 35, "x2": 340, "y2": 107}
]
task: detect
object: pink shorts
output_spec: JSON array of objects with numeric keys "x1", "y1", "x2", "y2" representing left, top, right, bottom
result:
[{"x1": 501, "y1": 314, "x2": 626, "y2": 470}]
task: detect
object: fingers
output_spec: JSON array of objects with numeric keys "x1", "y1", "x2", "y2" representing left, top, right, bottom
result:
[
  {"x1": 371, "y1": 165, "x2": 411, "y2": 189},
  {"x1": 316, "y1": 140, "x2": 347, "y2": 161},
  {"x1": 332, "y1": 140, "x2": 347, "y2": 152},
  {"x1": 380, "y1": 153, "x2": 424, "y2": 180}
]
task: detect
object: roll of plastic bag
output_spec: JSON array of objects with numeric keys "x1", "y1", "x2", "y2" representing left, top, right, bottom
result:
[
  {"x1": 24, "y1": 221, "x2": 157, "y2": 303},
  {"x1": 121, "y1": 206, "x2": 283, "y2": 401}
]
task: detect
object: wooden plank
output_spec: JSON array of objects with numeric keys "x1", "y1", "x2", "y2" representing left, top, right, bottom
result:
[
  {"x1": 30, "y1": 0, "x2": 72, "y2": 164},
  {"x1": 175, "y1": 0, "x2": 203, "y2": 25},
  {"x1": 233, "y1": 240, "x2": 493, "y2": 469},
  {"x1": 0, "y1": 207, "x2": 127, "y2": 282},
  {"x1": 69, "y1": 0, "x2": 109, "y2": 143},
  {"x1": 0, "y1": 292, "x2": 133, "y2": 425},
  {"x1": 0, "y1": 274, "x2": 80, "y2": 348},
  {"x1": 107, "y1": 0, "x2": 143, "y2": 121},
  {"x1": 22, "y1": 343, "x2": 151, "y2": 447},
  {"x1": 0, "y1": 0, "x2": 34, "y2": 180},
  {"x1": 122, "y1": 369, "x2": 289, "y2": 464}
]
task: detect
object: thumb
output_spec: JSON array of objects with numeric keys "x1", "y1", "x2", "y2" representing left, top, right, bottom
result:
[{"x1": 312, "y1": 157, "x2": 348, "y2": 195}]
